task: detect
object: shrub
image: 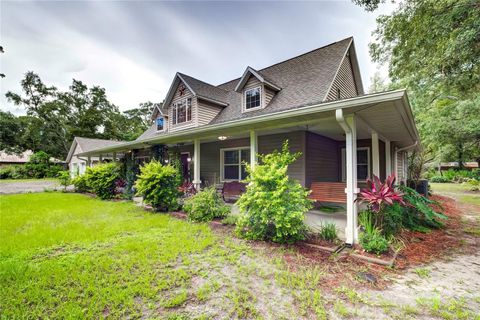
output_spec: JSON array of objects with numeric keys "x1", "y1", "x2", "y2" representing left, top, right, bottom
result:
[
  {"x1": 134, "y1": 160, "x2": 181, "y2": 211},
  {"x1": 86, "y1": 163, "x2": 121, "y2": 200},
  {"x1": 359, "y1": 230, "x2": 389, "y2": 254},
  {"x1": 236, "y1": 141, "x2": 312, "y2": 244},
  {"x1": 0, "y1": 165, "x2": 27, "y2": 179},
  {"x1": 398, "y1": 185, "x2": 447, "y2": 230},
  {"x1": 57, "y1": 171, "x2": 71, "y2": 191},
  {"x1": 221, "y1": 214, "x2": 238, "y2": 226},
  {"x1": 430, "y1": 175, "x2": 450, "y2": 183},
  {"x1": 358, "y1": 174, "x2": 405, "y2": 212},
  {"x1": 382, "y1": 203, "x2": 404, "y2": 237},
  {"x1": 183, "y1": 187, "x2": 230, "y2": 222},
  {"x1": 318, "y1": 223, "x2": 338, "y2": 241},
  {"x1": 24, "y1": 151, "x2": 51, "y2": 178},
  {"x1": 72, "y1": 174, "x2": 90, "y2": 193}
]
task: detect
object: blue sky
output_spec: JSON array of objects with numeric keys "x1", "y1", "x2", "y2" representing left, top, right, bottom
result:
[{"x1": 0, "y1": 1, "x2": 395, "y2": 114}]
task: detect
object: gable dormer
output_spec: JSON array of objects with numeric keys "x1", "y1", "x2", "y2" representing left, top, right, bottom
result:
[
  {"x1": 325, "y1": 38, "x2": 364, "y2": 101},
  {"x1": 235, "y1": 67, "x2": 281, "y2": 113}
]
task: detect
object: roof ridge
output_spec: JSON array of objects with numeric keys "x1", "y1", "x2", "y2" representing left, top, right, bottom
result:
[
  {"x1": 76, "y1": 137, "x2": 124, "y2": 142},
  {"x1": 178, "y1": 72, "x2": 230, "y2": 93},
  {"x1": 216, "y1": 37, "x2": 353, "y2": 87}
]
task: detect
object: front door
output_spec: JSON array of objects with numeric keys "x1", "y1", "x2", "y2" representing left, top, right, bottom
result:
[{"x1": 180, "y1": 153, "x2": 190, "y2": 182}]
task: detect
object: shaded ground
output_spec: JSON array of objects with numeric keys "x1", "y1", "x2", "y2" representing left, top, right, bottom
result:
[{"x1": 0, "y1": 178, "x2": 67, "y2": 194}]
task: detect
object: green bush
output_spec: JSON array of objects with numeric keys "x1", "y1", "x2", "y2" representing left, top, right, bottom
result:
[
  {"x1": 72, "y1": 174, "x2": 90, "y2": 193},
  {"x1": 183, "y1": 187, "x2": 230, "y2": 222},
  {"x1": 382, "y1": 203, "x2": 404, "y2": 237},
  {"x1": 221, "y1": 214, "x2": 238, "y2": 226},
  {"x1": 430, "y1": 175, "x2": 450, "y2": 183},
  {"x1": 318, "y1": 223, "x2": 338, "y2": 241},
  {"x1": 236, "y1": 141, "x2": 312, "y2": 244},
  {"x1": 57, "y1": 171, "x2": 71, "y2": 191},
  {"x1": 0, "y1": 165, "x2": 27, "y2": 179},
  {"x1": 86, "y1": 163, "x2": 121, "y2": 200},
  {"x1": 24, "y1": 151, "x2": 51, "y2": 178},
  {"x1": 359, "y1": 230, "x2": 389, "y2": 255},
  {"x1": 134, "y1": 160, "x2": 181, "y2": 211},
  {"x1": 399, "y1": 185, "x2": 447, "y2": 231}
]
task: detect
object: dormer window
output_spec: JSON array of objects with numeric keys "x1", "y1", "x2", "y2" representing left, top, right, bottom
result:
[
  {"x1": 156, "y1": 117, "x2": 164, "y2": 131},
  {"x1": 172, "y1": 98, "x2": 192, "y2": 125},
  {"x1": 245, "y1": 87, "x2": 261, "y2": 110}
]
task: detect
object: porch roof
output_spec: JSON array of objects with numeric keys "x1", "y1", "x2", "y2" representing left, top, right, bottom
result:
[{"x1": 77, "y1": 89, "x2": 420, "y2": 157}]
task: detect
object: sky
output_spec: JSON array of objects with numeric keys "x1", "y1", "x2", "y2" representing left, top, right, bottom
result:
[{"x1": 0, "y1": 1, "x2": 395, "y2": 115}]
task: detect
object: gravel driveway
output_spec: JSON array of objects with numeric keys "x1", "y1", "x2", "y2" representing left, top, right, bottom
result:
[{"x1": 0, "y1": 179, "x2": 64, "y2": 194}]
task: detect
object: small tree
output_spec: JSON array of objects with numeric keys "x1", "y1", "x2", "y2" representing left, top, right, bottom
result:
[
  {"x1": 86, "y1": 163, "x2": 121, "y2": 200},
  {"x1": 57, "y1": 171, "x2": 71, "y2": 191},
  {"x1": 236, "y1": 141, "x2": 313, "y2": 243},
  {"x1": 134, "y1": 160, "x2": 181, "y2": 211}
]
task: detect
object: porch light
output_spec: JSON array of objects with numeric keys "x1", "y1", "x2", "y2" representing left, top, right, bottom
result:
[
  {"x1": 187, "y1": 157, "x2": 192, "y2": 162},
  {"x1": 165, "y1": 159, "x2": 169, "y2": 163},
  {"x1": 218, "y1": 136, "x2": 227, "y2": 141}
]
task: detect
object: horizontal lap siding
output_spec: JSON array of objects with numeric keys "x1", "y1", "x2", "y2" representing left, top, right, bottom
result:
[
  {"x1": 258, "y1": 131, "x2": 306, "y2": 186},
  {"x1": 197, "y1": 99, "x2": 223, "y2": 126},
  {"x1": 265, "y1": 87, "x2": 276, "y2": 106},
  {"x1": 305, "y1": 132, "x2": 340, "y2": 188},
  {"x1": 326, "y1": 55, "x2": 358, "y2": 101}
]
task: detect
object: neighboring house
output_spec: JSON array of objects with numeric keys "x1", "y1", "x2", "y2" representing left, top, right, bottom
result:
[
  {"x1": 66, "y1": 137, "x2": 126, "y2": 177},
  {"x1": 77, "y1": 37, "x2": 420, "y2": 244},
  {"x1": 439, "y1": 162, "x2": 479, "y2": 172},
  {"x1": 0, "y1": 150, "x2": 33, "y2": 167}
]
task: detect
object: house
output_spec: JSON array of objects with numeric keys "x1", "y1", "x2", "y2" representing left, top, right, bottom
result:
[
  {"x1": 77, "y1": 37, "x2": 420, "y2": 244},
  {"x1": 66, "y1": 137, "x2": 126, "y2": 177},
  {"x1": 0, "y1": 150, "x2": 33, "y2": 167},
  {"x1": 438, "y1": 162, "x2": 479, "y2": 172}
]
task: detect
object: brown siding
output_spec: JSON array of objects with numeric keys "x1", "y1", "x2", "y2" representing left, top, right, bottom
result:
[
  {"x1": 197, "y1": 99, "x2": 223, "y2": 126},
  {"x1": 325, "y1": 55, "x2": 358, "y2": 101},
  {"x1": 180, "y1": 131, "x2": 306, "y2": 186},
  {"x1": 305, "y1": 132, "x2": 340, "y2": 188},
  {"x1": 168, "y1": 81, "x2": 197, "y2": 132}
]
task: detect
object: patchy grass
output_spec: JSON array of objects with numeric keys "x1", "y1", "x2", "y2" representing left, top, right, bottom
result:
[
  {"x1": 0, "y1": 178, "x2": 59, "y2": 184},
  {"x1": 413, "y1": 267, "x2": 431, "y2": 278},
  {"x1": 430, "y1": 182, "x2": 480, "y2": 206}
]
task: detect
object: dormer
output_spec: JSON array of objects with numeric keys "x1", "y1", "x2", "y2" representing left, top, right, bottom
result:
[
  {"x1": 235, "y1": 67, "x2": 281, "y2": 113},
  {"x1": 150, "y1": 103, "x2": 168, "y2": 132}
]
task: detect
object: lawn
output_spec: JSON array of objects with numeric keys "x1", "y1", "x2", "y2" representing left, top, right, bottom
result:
[
  {"x1": 430, "y1": 182, "x2": 480, "y2": 206},
  {"x1": 0, "y1": 193, "x2": 324, "y2": 319},
  {"x1": 0, "y1": 178, "x2": 59, "y2": 184},
  {"x1": 1, "y1": 192, "x2": 478, "y2": 319}
]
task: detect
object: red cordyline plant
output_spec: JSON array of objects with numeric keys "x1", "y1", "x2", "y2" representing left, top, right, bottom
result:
[{"x1": 358, "y1": 174, "x2": 405, "y2": 212}]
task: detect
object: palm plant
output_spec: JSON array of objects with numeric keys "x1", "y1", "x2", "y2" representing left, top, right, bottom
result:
[{"x1": 358, "y1": 174, "x2": 405, "y2": 213}]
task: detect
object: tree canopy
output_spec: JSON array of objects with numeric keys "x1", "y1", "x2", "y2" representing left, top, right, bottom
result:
[
  {"x1": 360, "y1": 0, "x2": 480, "y2": 165},
  {"x1": 2, "y1": 72, "x2": 154, "y2": 158}
]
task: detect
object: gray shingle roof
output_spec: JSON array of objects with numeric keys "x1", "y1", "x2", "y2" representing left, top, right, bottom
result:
[
  {"x1": 178, "y1": 73, "x2": 229, "y2": 105},
  {"x1": 138, "y1": 37, "x2": 353, "y2": 141},
  {"x1": 75, "y1": 137, "x2": 126, "y2": 152}
]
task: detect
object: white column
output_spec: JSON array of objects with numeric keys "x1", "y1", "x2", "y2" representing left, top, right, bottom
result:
[
  {"x1": 249, "y1": 130, "x2": 258, "y2": 170},
  {"x1": 345, "y1": 115, "x2": 358, "y2": 244},
  {"x1": 193, "y1": 139, "x2": 201, "y2": 190},
  {"x1": 385, "y1": 139, "x2": 391, "y2": 176},
  {"x1": 372, "y1": 131, "x2": 380, "y2": 178}
]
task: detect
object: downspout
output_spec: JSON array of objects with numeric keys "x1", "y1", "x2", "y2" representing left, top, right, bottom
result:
[{"x1": 394, "y1": 141, "x2": 418, "y2": 184}]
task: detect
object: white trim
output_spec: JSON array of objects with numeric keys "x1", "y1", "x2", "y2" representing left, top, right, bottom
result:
[
  {"x1": 250, "y1": 130, "x2": 258, "y2": 170},
  {"x1": 371, "y1": 132, "x2": 380, "y2": 177},
  {"x1": 171, "y1": 97, "x2": 193, "y2": 126},
  {"x1": 193, "y1": 139, "x2": 201, "y2": 189},
  {"x1": 242, "y1": 86, "x2": 263, "y2": 113},
  {"x1": 385, "y1": 139, "x2": 391, "y2": 176},
  {"x1": 219, "y1": 146, "x2": 250, "y2": 182},
  {"x1": 235, "y1": 66, "x2": 281, "y2": 92},
  {"x1": 341, "y1": 147, "x2": 370, "y2": 182}
]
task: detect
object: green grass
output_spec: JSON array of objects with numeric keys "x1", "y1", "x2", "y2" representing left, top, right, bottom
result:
[
  {"x1": 0, "y1": 178, "x2": 59, "y2": 183},
  {"x1": 430, "y1": 182, "x2": 480, "y2": 205}
]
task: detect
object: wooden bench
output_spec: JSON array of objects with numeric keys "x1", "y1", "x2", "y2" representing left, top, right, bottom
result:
[
  {"x1": 309, "y1": 182, "x2": 347, "y2": 204},
  {"x1": 222, "y1": 181, "x2": 247, "y2": 203}
]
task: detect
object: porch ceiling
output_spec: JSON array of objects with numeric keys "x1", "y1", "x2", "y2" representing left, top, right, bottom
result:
[{"x1": 77, "y1": 90, "x2": 419, "y2": 156}]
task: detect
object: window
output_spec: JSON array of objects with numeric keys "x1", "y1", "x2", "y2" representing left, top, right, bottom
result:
[
  {"x1": 244, "y1": 87, "x2": 261, "y2": 110},
  {"x1": 156, "y1": 117, "x2": 164, "y2": 131},
  {"x1": 221, "y1": 148, "x2": 250, "y2": 181},
  {"x1": 341, "y1": 147, "x2": 370, "y2": 181},
  {"x1": 172, "y1": 98, "x2": 192, "y2": 125}
]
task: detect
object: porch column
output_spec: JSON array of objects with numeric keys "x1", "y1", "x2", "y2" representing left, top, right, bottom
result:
[
  {"x1": 385, "y1": 140, "x2": 391, "y2": 176},
  {"x1": 371, "y1": 132, "x2": 380, "y2": 178},
  {"x1": 112, "y1": 152, "x2": 117, "y2": 162},
  {"x1": 193, "y1": 138, "x2": 201, "y2": 190},
  {"x1": 336, "y1": 109, "x2": 359, "y2": 245},
  {"x1": 87, "y1": 156, "x2": 91, "y2": 167},
  {"x1": 249, "y1": 130, "x2": 258, "y2": 170},
  {"x1": 99, "y1": 154, "x2": 103, "y2": 162}
]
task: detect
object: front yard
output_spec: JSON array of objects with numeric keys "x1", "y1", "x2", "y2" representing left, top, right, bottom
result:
[{"x1": 1, "y1": 191, "x2": 479, "y2": 319}]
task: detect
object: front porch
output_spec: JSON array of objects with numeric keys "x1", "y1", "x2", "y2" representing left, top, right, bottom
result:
[{"x1": 78, "y1": 91, "x2": 419, "y2": 244}]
